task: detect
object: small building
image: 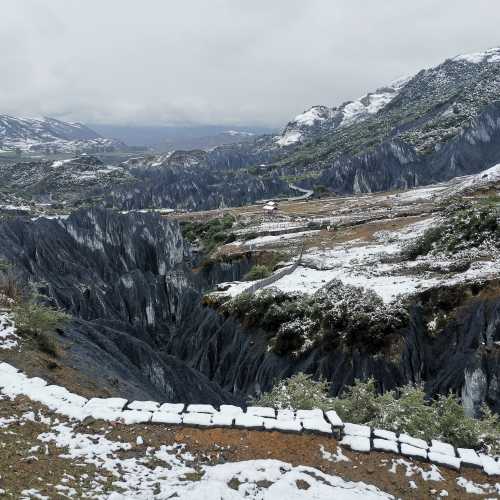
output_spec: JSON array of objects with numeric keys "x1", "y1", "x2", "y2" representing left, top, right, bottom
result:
[{"x1": 262, "y1": 201, "x2": 278, "y2": 214}]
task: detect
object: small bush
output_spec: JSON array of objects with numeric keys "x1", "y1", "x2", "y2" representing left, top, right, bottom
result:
[
  {"x1": 402, "y1": 226, "x2": 443, "y2": 260},
  {"x1": 252, "y1": 373, "x2": 335, "y2": 411},
  {"x1": 0, "y1": 270, "x2": 22, "y2": 306},
  {"x1": 13, "y1": 301, "x2": 69, "y2": 337},
  {"x1": 243, "y1": 265, "x2": 271, "y2": 281}
]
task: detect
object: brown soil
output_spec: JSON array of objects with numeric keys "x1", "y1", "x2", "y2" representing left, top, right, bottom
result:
[
  {"x1": 0, "y1": 395, "x2": 498, "y2": 499},
  {"x1": 104, "y1": 421, "x2": 497, "y2": 499}
]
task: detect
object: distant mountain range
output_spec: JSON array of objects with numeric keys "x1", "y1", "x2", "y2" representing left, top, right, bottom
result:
[
  {"x1": 3, "y1": 46, "x2": 500, "y2": 202},
  {"x1": 88, "y1": 124, "x2": 275, "y2": 150},
  {"x1": 222, "y1": 46, "x2": 500, "y2": 195},
  {"x1": 0, "y1": 116, "x2": 275, "y2": 155},
  {"x1": 0, "y1": 115, "x2": 126, "y2": 154}
]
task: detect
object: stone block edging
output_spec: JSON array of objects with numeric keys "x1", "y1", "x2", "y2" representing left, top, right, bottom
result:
[{"x1": 0, "y1": 361, "x2": 498, "y2": 476}]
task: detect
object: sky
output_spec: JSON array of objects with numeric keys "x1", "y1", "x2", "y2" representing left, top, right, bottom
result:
[{"x1": 1, "y1": 0, "x2": 500, "y2": 128}]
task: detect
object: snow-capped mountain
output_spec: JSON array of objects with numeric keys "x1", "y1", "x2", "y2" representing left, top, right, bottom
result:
[
  {"x1": 276, "y1": 75, "x2": 412, "y2": 147},
  {"x1": 0, "y1": 114, "x2": 126, "y2": 154},
  {"x1": 274, "y1": 46, "x2": 500, "y2": 154}
]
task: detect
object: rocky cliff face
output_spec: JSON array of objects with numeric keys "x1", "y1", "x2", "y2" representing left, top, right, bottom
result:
[
  {"x1": 1, "y1": 209, "x2": 499, "y2": 413},
  {"x1": 165, "y1": 283, "x2": 500, "y2": 416},
  {"x1": 0, "y1": 209, "x2": 239, "y2": 404},
  {"x1": 314, "y1": 102, "x2": 500, "y2": 194}
]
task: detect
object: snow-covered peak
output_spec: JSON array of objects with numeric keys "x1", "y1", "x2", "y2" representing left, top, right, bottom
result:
[
  {"x1": 275, "y1": 106, "x2": 335, "y2": 147},
  {"x1": 275, "y1": 74, "x2": 412, "y2": 147},
  {"x1": 452, "y1": 47, "x2": 500, "y2": 64},
  {"x1": 340, "y1": 74, "x2": 413, "y2": 127},
  {"x1": 292, "y1": 106, "x2": 332, "y2": 126}
]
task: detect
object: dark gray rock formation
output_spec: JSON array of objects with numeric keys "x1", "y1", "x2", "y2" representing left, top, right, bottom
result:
[
  {"x1": 0, "y1": 209, "x2": 499, "y2": 413},
  {"x1": 0, "y1": 209, "x2": 239, "y2": 404}
]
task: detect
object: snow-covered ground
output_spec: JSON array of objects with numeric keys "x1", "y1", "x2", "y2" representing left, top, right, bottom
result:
[
  {"x1": 220, "y1": 214, "x2": 500, "y2": 304},
  {"x1": 260, "y1": 218, "x2": 431, "y2": 302},
  {"x1": 1, "y1": 360, "x2": 499, "y2": 497},
  {"x1": 234, "y1": 230, "x2": 320, "y2": 249},
  {"x1": 453, "y1": 47, "x2": 500, "y2": 64},
  {"x1": 36, "y1": 420, "x2": 395, "y2": 500},
  {"x1": 0, "y1": 314, "x2": 18, "y2": 350}
]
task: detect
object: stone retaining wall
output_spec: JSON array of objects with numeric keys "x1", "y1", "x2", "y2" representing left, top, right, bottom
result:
[
  {"x1": 0, "y1": 361, "x2": 498, "y2": 477},
  {"x1": 243, "y1": 245, "x2": 304, "y2": 295}
]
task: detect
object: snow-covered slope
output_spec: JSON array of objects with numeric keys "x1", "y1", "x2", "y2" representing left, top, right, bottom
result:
[
  {"x1": 274, "y1": 45, "x2": 500, "y2": 153},
  {"x1": 275, "y1": 75, "x2": 412, "y2": 147},
  {"x1": 452, "y1": 47, "x2": 500, "y2": 64},
  {"x1": 0, "y1": 114, "x2": 125, "y2": 153}
]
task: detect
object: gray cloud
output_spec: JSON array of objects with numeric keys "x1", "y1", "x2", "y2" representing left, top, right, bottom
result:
[{"x1": 1, "y1": 0, "x2": 499, "y2": 127}]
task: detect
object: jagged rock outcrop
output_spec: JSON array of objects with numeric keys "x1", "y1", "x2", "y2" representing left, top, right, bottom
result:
[
  {"x1": 107, "y1": 162, "x2": 290, "y2": 211},
  {"x1": 0, "y1": 150, "x2": 292, "y2": 210},
  {"x1": 313, "y1": 102, "x2": 500, "y2": 194},
  {"x1": 0, "y1": 209, "x2": 238, "y2": 404}
]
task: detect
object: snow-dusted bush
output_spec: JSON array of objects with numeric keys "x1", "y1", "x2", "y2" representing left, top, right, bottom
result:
[
  {"x1": 272, "y1": 317, "x2": 317, "y2": 356},
  {"x1": 252, "y1": 373, "x2": 335, "y2": 411},
  {"x1": 312, "y1": 280, "x2": 407, "y2": 349},
  {"x1": 334, "y1": 379, "x2": 499, "y2": 449},
  {"x1": 219, "y1": 281, "x2": 407, "y2": 355},
  {"x1": 402, "y1": 201, "x2": 499, "y2": 259},
  {"x1": 256, "y1": 374, "x2": 500, "y2": 450},
  {"x1": 221, "y1": 288, "x2": 301, "y2": 328}
]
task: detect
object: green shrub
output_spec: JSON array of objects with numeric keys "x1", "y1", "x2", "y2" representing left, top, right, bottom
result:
[
  {"x1": 252, "y1": 373, "x2": 335, "y2": 411},
  {"x1": 402, "y1": 201, "x2": 499, "y2": 260},
  {"x1": 0, "y1": 270, "x2": 22, "y2": 306},
  {"x1": 370, "y1": 384, "x2": 437, "y2": 440},
  {"x1": 402, "y1": 226, "x2": 444, "y2": 260},
  {"x1": 332, "y1": 378, "x2": 384, "y2": 425},
  {"x1": 219, "y1": 282, "x2": 407, "y2": 355},
  {"x1": 254, "y1": 374, "x2": 500, "y2": 450},
  {"x1": 243, "y1": 265, "x2": 271, "y2": 281},
  {"x1": 180, "y1": 214, "x2": 236, "y2": 254},
  {"x1": 13, "y1": 301, "x2": 69, "y2": 352}
]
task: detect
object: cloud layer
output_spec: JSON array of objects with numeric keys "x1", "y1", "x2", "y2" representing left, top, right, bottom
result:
[{"x1": 2, "y1": 0, "x2": 499, "y2": 127}]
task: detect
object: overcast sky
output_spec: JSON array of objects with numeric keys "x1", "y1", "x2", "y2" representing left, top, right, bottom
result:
[{"x1": 2, "y1": 0, "x2": 500, "y2": 128}]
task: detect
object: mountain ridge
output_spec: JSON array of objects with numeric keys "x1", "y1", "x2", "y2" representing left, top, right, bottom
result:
[{"x1": 0, "y1": 114, "x2": 126, "y2": 154}]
